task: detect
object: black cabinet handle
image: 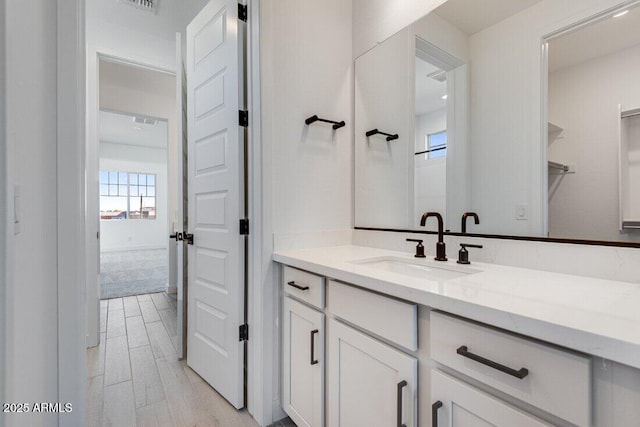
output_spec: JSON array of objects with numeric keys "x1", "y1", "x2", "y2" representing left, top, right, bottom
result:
[
  {"x1": 456, "y1": 345, "x2": 529, "y2": 379},
  {"x1": 287, "y1": 281, "x2": 309, "y2": 291},
  {"x1": 432, "y1": 401, "x2": 443, "y2": 427},
  {"x1": 397, "y1": 380, "x2": 407, "y2": 427},
  {"x1": 310, "y1": 329, "x2": 319, "y2": 365}
]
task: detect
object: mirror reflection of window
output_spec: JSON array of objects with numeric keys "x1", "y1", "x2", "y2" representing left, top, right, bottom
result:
[
  {"x1": 426, "y1": 131, "x2": 447, "y2": 159},
  {"x1": 414, "y1": 54, "x2": 449, "y2": 226}
]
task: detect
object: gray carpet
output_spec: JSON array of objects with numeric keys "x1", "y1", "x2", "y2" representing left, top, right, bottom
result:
[{"x1": 100, "y1": 248, "x2": 168, "y2": 299}]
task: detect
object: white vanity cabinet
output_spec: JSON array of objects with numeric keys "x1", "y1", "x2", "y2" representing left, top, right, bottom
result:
[
  {"x1": 282, "y1": 267, "x2": 325, "y2": 427},
  {"x1": 430, "y1": 311, "x2": 591, "y2": 426},
  {"x1": 431, "y1": 370, "x2": 549, "y2": 427},
  {"x1": 282, "y1": 297, "x2": 324, "y2": 427},
  {"x1": 326, "y1": 279, "x2": 418, "y2": 427},
  {"x1": 327, "y1": 319, "x2": 417, "y2": 427}
]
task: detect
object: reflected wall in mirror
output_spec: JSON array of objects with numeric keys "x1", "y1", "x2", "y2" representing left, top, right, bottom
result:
[
  {"x1": 546, "y1": 3, "x2": 640, "y2": 242},
  {"x1": 354, "y1": 0, "x2": 640, "y2": 244}
]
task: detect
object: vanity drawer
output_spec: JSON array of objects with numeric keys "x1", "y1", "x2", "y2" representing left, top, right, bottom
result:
[
  {"x1": 431, "y1": 311, "x2": 591, "y2": 426},
  {"x1": 283, "y1": 266, "x2": 325, "y2": 310},
  {"x1": 328, "y1": 280, "x2": 417, "y2": 351}
]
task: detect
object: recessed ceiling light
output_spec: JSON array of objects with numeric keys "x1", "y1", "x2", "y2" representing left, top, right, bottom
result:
[
  {"x1": 613, "y1": 10, "x2": 629, "y2": 18},
  {"x1": 441, "y1": 94, "x2": 448, "y2": 100}
]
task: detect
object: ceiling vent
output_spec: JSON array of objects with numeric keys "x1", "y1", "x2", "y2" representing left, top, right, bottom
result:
[
  {"x1": 427, "y1": 69, "x2": 447, "y2": 82},
  {"x1": 121, "y1": 0, "x2": 158, "y2": 13},
  {"x1": 132, "y1": 116, "x2": 158, "y2": 126}
]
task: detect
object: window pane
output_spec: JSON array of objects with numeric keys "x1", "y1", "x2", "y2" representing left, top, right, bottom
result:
[
  {"x1": 118, "y1": 184, "x2": 128, "y2": 196},
  {"x1": 129, "y1": 185, "x2": 138, "y2": 197},
  {"x1": 139, "y1": 174, "x2": 146, "y2": 186},
  {"x1": 100, "y1": 196, "x2": 127, "y2": 220},
  {"x1": 100, "y1": 184, "x2": 109, "y2": 196},
  {"x1": 109, "y1": 171, "x2": 118, "y2": 183},
  {"x1": 109, "y1": 184, "x2": 118, "y2": 196},
  {"x1": 118, "y1": 172, "x2": 128, "y2": 185},
  {"x1": 430, "y1": 148, "x2": 447, "y2": 159},
  {"x1": 428, "y1": 131, "x2": 447, "y2": 159},
  {"x1": 142, "y1": 197, "x2": 156, "y2": 219},
  {"x1": 147, "y1": 174, "x2": 155, "y2": 186},
  {"x1": 99, "y1": 171, "x2": 109, "y2": 184},
  {"x1": 429, "y1": 132, "x2": 447, "y2": 148},
  {"x1": 129, "y1": 173, "x2": 138, "y2": 185},
  {"x1": 139, "y1": 186, "x2": 147, "y2": 197},
  {"x1": 129, "y1": 196, "x2": 141, "y2": 219},
  {"x1": 147, "y1": 186, "x2": 155, "y2": 197}
]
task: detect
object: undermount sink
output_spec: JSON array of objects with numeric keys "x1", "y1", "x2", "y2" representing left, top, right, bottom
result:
[{"x1": 350, "y1": 256, "x2": 480, "y2": 281}]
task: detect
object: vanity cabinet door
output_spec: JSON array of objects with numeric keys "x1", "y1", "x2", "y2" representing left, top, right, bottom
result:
[
  {"x1": 283, "y1": 297, "x2": 324, "y2": 427},
  {"x1": 431, "y1": 370, "x2": 549, "y2": 427},
  {"x1": 327, "y1": 319, "x2": 417, "y2": 427}
]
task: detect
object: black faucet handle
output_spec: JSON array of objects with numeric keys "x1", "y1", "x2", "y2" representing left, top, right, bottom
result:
[
  {"x1": 458, "y1": 243, "x2": 483, "y2": 264},
  {"x1": 460, "y1": 243, "x2": 483, "y2": 249},
  {"x1": 406, "y1": 238, "x2": 426, "y2": 258}
]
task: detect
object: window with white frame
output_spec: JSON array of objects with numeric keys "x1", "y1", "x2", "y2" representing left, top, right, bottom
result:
[{"x1": 99, "y1": 171, "x2": 156, "y2": 220}]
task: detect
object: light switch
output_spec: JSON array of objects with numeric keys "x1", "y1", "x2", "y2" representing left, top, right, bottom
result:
[{"x1": 516, "y1": 204, "x2": 528, "y2": 221}]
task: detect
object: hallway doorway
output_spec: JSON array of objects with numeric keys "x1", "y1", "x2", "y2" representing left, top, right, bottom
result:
[{"x1": 98, "y1": 107, "x2": 171, "y2": 299}]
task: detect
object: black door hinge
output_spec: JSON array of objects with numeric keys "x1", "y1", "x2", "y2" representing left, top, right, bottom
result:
[
  {"x1": 239, "y1": 110, "x2": 249, "y2": 128},
  {"x1": 239, "y1": 324, "x2": 249, "y2": 341},
  {"x1": 238, "y1": 3, "x2": 247, "y2": 22},
  {"x1": 239, "y1": 219, "x2": 249, "y2": 235},
  {"x1": 184, "y1": 233, "x2": 194, "y2": 245}
]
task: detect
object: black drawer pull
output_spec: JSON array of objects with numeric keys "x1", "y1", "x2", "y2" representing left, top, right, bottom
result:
[
  {"x1": 310, "y1": 329, "x2": 319, "y2": 365},
  {"x1": 432, "y1": 401, "x2": 443, "y2": 427},
  {"x1": 287, "y1": 281, "x2": 309, "y2": 291},
  {"x1": 456, "y1": 345, "x2": 529, "y2": 379},
  {"x1": 397, "y1": 380, "x2": 407, "y2": 427}
]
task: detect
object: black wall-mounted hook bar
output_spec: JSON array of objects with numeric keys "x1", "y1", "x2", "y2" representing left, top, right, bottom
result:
[
  {"x1": 366, "y1": 128, "x2": 399, "y2": 141},
  {"x1": 305, "y1": 115, "x2": 346, "y2": 130}
]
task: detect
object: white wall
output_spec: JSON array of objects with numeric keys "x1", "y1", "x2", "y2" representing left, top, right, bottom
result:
[
  {"x1": 261, "y1": 0, "x2": 353, "y2": 422},
  {"x1": 262, "y1": 0, "x2": 353, "y2": 236},
  {"x1": 414, "y1": 109, "x2": 447, "y2": 226},
  {"x1": 86, "y1": 0, "x2": 208, "y2": 71},
  {"x1": 352, "y1": 0, "x2": 448, "y2": 58},
  {"x1": 548, "y1": 42, "x2": 640, "y2": 242},
  {"x1": 4, "y1": 0, "x2": 59, "y2": 425},
  {"x1": 99, "y1": 142, "x2": 168, "y2": 251}
]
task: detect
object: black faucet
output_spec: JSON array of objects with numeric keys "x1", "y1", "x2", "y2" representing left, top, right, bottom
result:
[
  {"x1": 419, "y1": 212, "x2": 447, "y2": 261},
  {"x1": 461, "y1": 212, "x2": 479, "y2": 234}
]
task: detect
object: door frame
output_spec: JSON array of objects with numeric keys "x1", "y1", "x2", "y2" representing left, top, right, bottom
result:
[{"x1": 57, "y1": 0, "x2": 276, "y2": 424}]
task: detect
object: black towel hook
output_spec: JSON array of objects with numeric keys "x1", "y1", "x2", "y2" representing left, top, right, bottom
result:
[
  {"x1": 305, "y1": 115, "x2": 346, "y2": 130},
  {"x1": 366, "y1": 128, "x2": 399, "y2": 141}
]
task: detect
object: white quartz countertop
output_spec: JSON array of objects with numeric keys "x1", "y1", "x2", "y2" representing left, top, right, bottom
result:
[{"x1": 273, "y1": 245, "x2": 640, "y2": 369}]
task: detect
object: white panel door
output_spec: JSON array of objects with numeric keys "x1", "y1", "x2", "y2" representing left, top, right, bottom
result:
[
  {"x1": 328, "y1": 319, "x2": 417, "y2": 427},
  {"x1": 186, "y1": 0, "x2": 245, "y2": 409},
  {"x1": 431, "y1": 370, "x2": 549, "y2": 427},
  {"x1": 283, "y1": 297, "x2": 324, "y2": 427}
]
